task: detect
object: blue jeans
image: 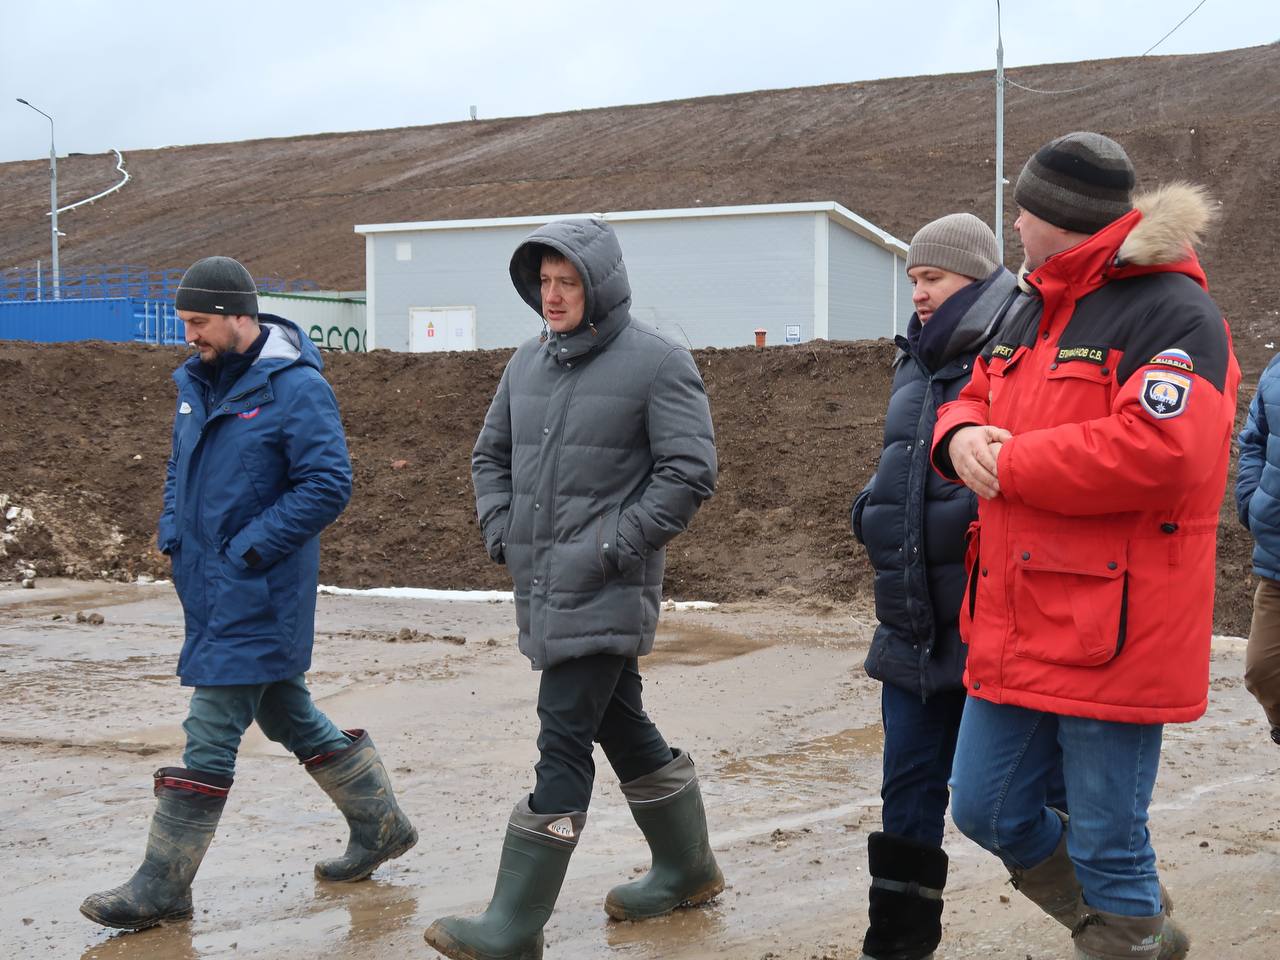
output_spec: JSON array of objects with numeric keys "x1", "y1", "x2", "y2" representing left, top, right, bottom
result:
[
  {"x1": 881, "y1": 683, "x2": 1068, "y2": 848},
  {"x1": 949, "y1": 696, "x2": 1163, "y2": 916},
  {"x1": 182, "y1": 674, "x2": 349, "y2": 778}
]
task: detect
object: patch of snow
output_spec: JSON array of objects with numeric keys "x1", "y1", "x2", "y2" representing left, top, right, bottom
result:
[
  {"x1": 319, "y1": 585, "x2": 514, "y2": 602},
  {"x1": 316, "y1": 586, "x2": 719, "y2": 610}
]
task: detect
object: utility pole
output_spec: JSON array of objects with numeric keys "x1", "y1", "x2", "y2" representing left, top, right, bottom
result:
[
  {"x1": 17, "y1": 98, "x2": 60, "y2": 299},
  {"x1": 994, "y1": 2, "x2": 1006, "y2": 260}
]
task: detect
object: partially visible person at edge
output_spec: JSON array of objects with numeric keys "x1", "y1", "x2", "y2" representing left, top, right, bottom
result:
[
  {"x1": 1233, "y1": 358, "x2": 1280, "y2": 747},
  {"x1": 852, "y1": 212, "x2": 1069, "y2": 960},
  {"x1": 931, "y1": 132, "x2": 1239, "y2": 960},
  {"x1": 424, "y1": 218, "x2": 722, "y2": 960},
  {"x1": 80, "y1": 257, "x2": 417, "y2": 933}
]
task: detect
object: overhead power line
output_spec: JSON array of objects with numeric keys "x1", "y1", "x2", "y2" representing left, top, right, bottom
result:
[{"x1": 1004, "y1": 0, "x2": 1212, "y2": 96}]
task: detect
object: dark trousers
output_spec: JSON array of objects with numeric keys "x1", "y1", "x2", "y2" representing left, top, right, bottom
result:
[
  {"x1": 531, "y1": 654, "x2": 674, "y2": 814},
  {"x1": 880, "y1": 683, "x2": 967, "y2": 847},
  {"x1": 880, "y1": 682, "x2": 1069, "y2": 849}
]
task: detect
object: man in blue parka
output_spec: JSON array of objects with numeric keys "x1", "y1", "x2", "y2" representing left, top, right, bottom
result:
[
  {"x1": 80, "y1": 257, "x2": 416, "y2": 932},
  {"x1": 1234, "y1": 356, "x2": 1280, "y2": 747}
]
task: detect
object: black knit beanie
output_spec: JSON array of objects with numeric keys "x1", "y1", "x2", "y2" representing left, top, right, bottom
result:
[
  {"x1": 175, "y1": 256, "x2": 259, "y2": 316},
  {"x1": 1014, "y1": 132, "x2": 1135, "y2": 235}
]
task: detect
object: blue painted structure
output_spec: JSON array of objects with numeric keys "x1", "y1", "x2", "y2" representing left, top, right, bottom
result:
[
  {"x1": 0, "y1": 265, "x2": 320, "y2": 302},
  {"x1": 0, "y1": 297, "x2": 184, "y2": 344}
]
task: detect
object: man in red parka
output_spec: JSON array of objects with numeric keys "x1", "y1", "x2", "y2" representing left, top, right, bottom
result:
[{"x1": 931, "y1": 132, "x2": 1239, "y2": 960}]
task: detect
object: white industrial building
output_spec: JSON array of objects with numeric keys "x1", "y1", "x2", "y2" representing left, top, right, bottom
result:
[{"x1": 354, "y1": 202, "x2": 913, "y2": 352}]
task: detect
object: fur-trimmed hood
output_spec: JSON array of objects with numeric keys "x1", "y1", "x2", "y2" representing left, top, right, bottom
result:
[
  {"x1": 1117, "y1": 182, "x2": 1215, "y2": 266},
  {"x1": 1018, "y1": 182, "x2": 1216, "y2": 292}
]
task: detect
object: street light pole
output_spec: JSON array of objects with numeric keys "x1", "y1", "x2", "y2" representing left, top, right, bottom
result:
[
  {"x1": 994, "y1": 1, "x2": 1006, "y2": 261},
  {"x1": 16, "y1": 98, "x2": 60, "y2": 299}
]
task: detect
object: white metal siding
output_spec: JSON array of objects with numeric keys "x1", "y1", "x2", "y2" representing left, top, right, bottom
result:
[
  {"x1": 368, "y1": 215, "x2": 817, "y2": 351},
  {"x1": 827, "y1": 220, "x2": 907, "y2": 342},
  {"x1": 608, "y1": 214, "x2": 814, "y2": 349},
  {"x1": 371, "y1": 224, "x2": 535, "y2": 351},
  {"x1": 259, "y1": 293, "x2": 367, "y2": 352},
  {"x1": 895, "y1": 266, "x2": 914, "y2": 336}
]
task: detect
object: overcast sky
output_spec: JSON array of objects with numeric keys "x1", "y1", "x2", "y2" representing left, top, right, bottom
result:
[{"x1": 1, "y1": 0, "x2": 1276, "y2": 164}]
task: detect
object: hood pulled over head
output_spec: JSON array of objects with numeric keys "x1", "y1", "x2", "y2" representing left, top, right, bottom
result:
[{"x1": 509, "y1": 218, "x2": 632, "y2": 336}]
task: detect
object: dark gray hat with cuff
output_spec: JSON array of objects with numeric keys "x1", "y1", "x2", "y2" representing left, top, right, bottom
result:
[
  {"x1": 175, "y1": 256, "x2": 259, "y2": 316},
  {"x1": 906, "y1": 213, "x2": 1001, "y2": 280},
  {"x1": 1013, "y1": 131, "x2": 1135, "y2": 235}
]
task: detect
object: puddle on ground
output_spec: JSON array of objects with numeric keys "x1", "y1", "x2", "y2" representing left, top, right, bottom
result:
[
  {"x1": 78, "y1": 883, "x2": 421, "y2": 960},
  {"x1": 645, "y1": 623, "x2": 769, "y2": 666},
  {"x1": 0, "y1": 581, "x2": 166, "y2": 619},
  {"x1": 602, "y1": 900, "x2": 728, "y2": 950},
  {"x1": 717, "y1": 726, "x2": 883, "y2": 786}
]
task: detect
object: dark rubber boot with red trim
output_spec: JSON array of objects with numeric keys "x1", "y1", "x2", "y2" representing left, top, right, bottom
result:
[
  {"x1": 80, "y1": 767, "x2": 230, "y2": 931},
  {"x1": 306, "y1": 729, "x2": 418, "y2": 881}
]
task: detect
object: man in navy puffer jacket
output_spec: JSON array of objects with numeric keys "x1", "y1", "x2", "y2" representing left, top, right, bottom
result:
[
  {"x1": 851, "y1": 214, "x2": 1017, "y2": 960},
  {"x1": 1235, "y1": 357, "x2": 1280, "y2": 746}
]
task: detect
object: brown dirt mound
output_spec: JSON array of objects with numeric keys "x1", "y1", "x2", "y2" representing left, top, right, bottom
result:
[{"x1": 0, "y1": 338, "x2": 1257, "y2": 635}]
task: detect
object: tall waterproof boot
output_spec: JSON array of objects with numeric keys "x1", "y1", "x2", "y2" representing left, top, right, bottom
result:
[
  {"x1": 1007, "y1": 815, "x2": 1082, "y2": 928},
  {"x1": 1008, "y1": 813, "x2": 1187, "y2": 958},
  {"x1": 79, "y1": 767, "x2": 231, "y2": 930},
  {"x1": 424, "y1": 797, "x2": 585, "y2": 960},
  {"x1": 604, "y1": 748, "x2": 725, "y2": 921},
  {"x1": 858, "y1": 832, "x2": 948, "y2": 960},
  {"x1": 1073, "y1": 905, "x2": 1191, "y2": 960},
  {"x1": 305, "y1": 728, "x2": 418, "y2": 881}
]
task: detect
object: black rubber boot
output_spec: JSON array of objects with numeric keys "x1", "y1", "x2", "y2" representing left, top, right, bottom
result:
[
  {"x1": 1073, "y1": 905, "x2": 1190, "y2": 960},
  {"x1": 858, "y1": 832, "x2": 948, "y2": 960},
  {"x1": 424, "y1": 797, "x2": 584, "y2": 960},
  {"x1": 79, "y1": 767, "x2": 231, "y2": 931},
  {"x1": 306, "y1": 729, "x2": 418, "y2": 881},
  {"x1": 604, "y1": 749, "x2": 725, "y2": 920}
]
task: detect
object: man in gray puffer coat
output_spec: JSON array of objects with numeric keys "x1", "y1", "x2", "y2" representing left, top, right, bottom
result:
[{"x1": 425, "y1": 219, "x2": 723, "y2": 960}]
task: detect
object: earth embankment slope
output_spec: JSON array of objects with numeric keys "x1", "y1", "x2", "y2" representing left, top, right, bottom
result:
[
  {"x1": 1, "y1": 45, "x2": 1278, "y2": 369},
  {"x1": 0, "y1": 338, "x2": 1256, "y2": 634}
]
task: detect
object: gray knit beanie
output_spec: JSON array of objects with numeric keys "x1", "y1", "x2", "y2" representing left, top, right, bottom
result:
[
  {"x1": 175, "y1": 256, "x2": 259, "y2": 316},
  {"x1": 1014, "y1": 132, "x2": 1135, "y2": 235},
  {"x1": 906, "y1": 213, "x2": 1001, "y2": 280}
]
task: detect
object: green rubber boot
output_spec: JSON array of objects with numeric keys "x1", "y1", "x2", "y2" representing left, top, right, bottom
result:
[
  {"x1": 79, "y1": 767, "x2": 231, "y2": 931},
  {"x1": 306, "y1": 729, "x2": 418, "y2": 882},
  {"x1": 424, "y1": 797, "x2": 585, "y2": 960},
  {"x1": 604, "y1": 749, "x2": 725, "y2": 921}
]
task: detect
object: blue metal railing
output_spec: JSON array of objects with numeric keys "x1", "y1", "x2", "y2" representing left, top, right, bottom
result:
[{"x1": 0, "y1": 265, "x2": 320, "y2": 302}]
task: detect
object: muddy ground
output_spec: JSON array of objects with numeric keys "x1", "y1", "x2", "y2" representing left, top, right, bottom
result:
[{"x1": 1, "y1": 581, "x2": 1277, "y2": 959}]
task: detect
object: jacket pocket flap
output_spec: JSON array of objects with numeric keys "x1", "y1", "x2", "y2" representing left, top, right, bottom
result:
[
  {"x1": 1016, "y1": 543, "x2": 1126, "y2": 579},
  {"x1": 1046, "y1": 362, "x2": 1111, "y2": 384}
]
